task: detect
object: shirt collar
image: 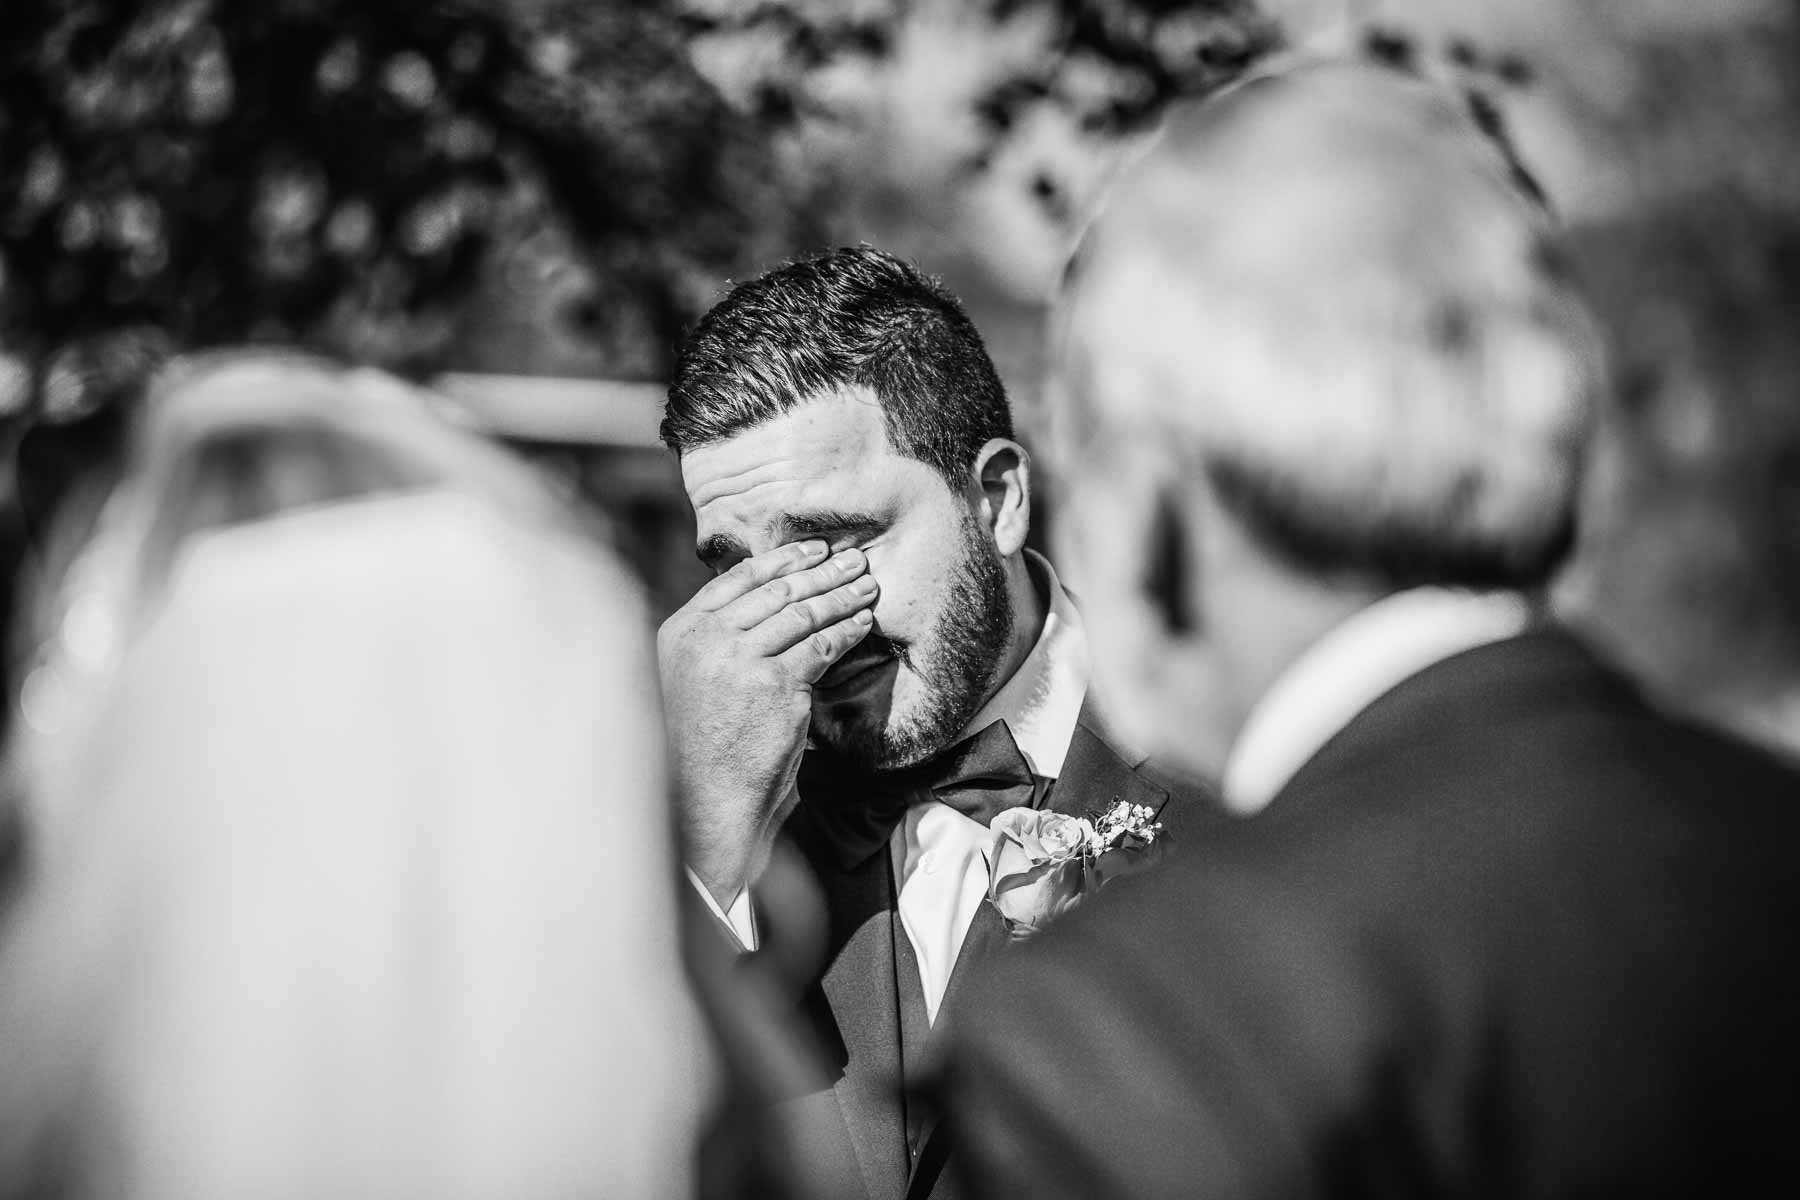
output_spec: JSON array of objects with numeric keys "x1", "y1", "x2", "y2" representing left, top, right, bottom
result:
[
  {"x1": 960, "y1": 549, "x2": 1090, "y2": 780},
  {"x1": 1222, "y1": 587, "x2": 1535, "y2": 816}
]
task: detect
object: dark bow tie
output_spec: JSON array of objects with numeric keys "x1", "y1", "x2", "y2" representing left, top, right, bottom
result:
[{"x1": 798, "y1": 720, "x2": 1052, "y2": 869}]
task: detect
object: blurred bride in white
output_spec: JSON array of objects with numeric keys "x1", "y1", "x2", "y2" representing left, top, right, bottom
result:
[{"x1": 0, "y1": 351, "x2": 713, "y2": 1199}]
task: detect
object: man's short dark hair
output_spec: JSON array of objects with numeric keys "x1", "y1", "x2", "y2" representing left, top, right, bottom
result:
[{"x1": 662, "y1": 247, "x2": 1014, "y2": 484}]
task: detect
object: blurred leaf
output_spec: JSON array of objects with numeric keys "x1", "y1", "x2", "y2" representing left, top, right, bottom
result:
[
  {"x1": 0, "y1": 0, "x2": 808, "y2": 418},
  {"x1": 1001, "y1": 0, "x2": 1280, "y2": 136}
]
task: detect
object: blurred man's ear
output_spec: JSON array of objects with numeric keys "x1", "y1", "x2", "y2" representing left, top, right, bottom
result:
[
  {"x1": 1142, "y1": 481, "x2": 1201, "y2": 638},
  {"x1": 973, "y1": 439, "x2": 1031, "y2": 558},
  {"x1": 1063, "y1": 450, "x2": 1206, "y2": 643},
  {"x1": 1050, "y1": 449, "x2": 1239, "y2": 783}
]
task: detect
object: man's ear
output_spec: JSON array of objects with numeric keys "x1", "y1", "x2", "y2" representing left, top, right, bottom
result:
[
  {"x1": 1059, "y1": 459, "x2": 1202, "y2": 643},
  {"x1": 1141, "y1": 481, "x2": 1200, "y2": 637},
  {"x1": 971, "y1": 438, "x2": 1031, "y2": 557}
]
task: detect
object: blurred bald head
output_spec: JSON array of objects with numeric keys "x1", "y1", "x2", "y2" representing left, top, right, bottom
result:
[
  {"x1": 1058, "y1": 59, "x2": 1599, "y2": 590},
  {"x1": 1047, "y1": 60, "x2": 1602, "y2": 779}
]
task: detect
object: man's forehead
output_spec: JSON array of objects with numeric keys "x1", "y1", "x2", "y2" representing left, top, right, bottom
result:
[{"x1": 679, "y1": 388, "x2": 893, "y2": 513}]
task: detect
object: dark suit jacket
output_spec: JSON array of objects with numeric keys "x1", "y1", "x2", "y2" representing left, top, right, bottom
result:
[
  {"x1": 941, "y1": 629, "x2": 1800, "y2": 1198},
  {"x1": 749, "y1": 706, "x2": 1214, "y2": 1200}
]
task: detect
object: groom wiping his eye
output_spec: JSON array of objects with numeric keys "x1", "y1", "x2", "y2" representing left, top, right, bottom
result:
[{"x1": 656, "y1": 246, "x2": 1209, "y2": 1200}]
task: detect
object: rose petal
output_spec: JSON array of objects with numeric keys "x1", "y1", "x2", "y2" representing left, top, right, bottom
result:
[{"x1": 989, "y1": 857, "x2": 1087, "y2": 937}]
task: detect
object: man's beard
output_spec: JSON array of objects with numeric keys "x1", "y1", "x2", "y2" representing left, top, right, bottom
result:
[{"x1": 816, "y1": 516, "x2": 1014, "y2": 772}]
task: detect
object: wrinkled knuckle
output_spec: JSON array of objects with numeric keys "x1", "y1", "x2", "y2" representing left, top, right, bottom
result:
[
  {"x1": 766, "y1": 604, "x2": 803, "y2": 641},
  {"x1": 794, "y1": 595, "x2": 827, "y2": 627}
]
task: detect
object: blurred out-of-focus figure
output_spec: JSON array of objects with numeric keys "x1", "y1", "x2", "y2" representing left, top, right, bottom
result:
[
  {"x1": 938, "y1": 59, "x2": 1800, "y2": 1199},
  {"x1": 0, "y1": 351, "x2": 714, "y2": 1199}
]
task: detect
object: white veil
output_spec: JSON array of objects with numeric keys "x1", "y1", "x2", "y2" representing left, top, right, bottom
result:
[{"x1": 0, "y1": 353, "x2": 713, "y2": 1198}]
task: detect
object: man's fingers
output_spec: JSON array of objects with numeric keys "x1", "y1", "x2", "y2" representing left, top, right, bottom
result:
[
  {"x1": 778, "y1": 609, "x2": 876, "y2": 685},
  {"x1": 691, "y1": 540, "x2": 828, "y2": 611},
  {"x1": 746, "y1": 573, "x2": 879, "y2": 656},
  {"x1": 725, "y1": 547, "x2": 870, "y2": 631}
]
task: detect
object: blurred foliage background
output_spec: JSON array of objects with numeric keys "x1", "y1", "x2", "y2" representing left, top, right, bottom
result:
[
  {"x1": 0, "y1": 0, "x2": 1283, "y2": 619},
  {"x1": 1, "y1": 0, "x2": 1797, "y2": 754},
  {"x1": 0, "y1": 0, "x2": 800, "y2": 407},
  {"x1": 0, "y1": 0, "x2": 1275, "y2": 413}
]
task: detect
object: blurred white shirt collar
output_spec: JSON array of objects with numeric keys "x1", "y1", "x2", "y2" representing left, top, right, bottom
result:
[{"x1": 1223, "y1": 588, "x2": 1534, "y2": 816}]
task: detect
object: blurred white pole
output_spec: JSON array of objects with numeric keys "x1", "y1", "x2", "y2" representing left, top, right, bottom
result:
[{"x1": 431, "y1": 372, "x2": 666, "y2": 448}]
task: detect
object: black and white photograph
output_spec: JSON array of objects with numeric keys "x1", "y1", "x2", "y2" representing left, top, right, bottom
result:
[{"x1": 0, "y1": 1, "x2": 1796, "y2": 1197}]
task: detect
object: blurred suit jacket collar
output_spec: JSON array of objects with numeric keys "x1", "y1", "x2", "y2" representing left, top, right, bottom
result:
[{"x1": 1223, "y1": 587, "x2": 1537, "y2": 816}]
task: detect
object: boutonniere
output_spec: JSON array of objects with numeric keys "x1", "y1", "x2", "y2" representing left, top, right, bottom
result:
[{"x1": 985, "y1": 800, "x2": 1165, "y2": 939}]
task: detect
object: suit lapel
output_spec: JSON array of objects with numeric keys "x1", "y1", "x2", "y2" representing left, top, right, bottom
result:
[
  {"x1": 929, "y1": 715, "x2": 1169, "y2": 1033},
  {"x1": 793, "y1": 713, "x2": 1193, "y2": 1200},
  {"x1": 889, "y1": 843, "x2": 935, "y2": 1164},
  {"x1": 898, "y1": 718, "x2": 1174, "y2": 1200},
  {"x1": 810, "y1": 839, "x2": 911, "y2": 1200},
  {"x1": 1050, "y1": 711, "x2": 1172, "y2": 822}
]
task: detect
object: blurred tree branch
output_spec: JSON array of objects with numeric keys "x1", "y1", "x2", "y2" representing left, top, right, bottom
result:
[
  {"x1": 0, "y1": 0, "x2": 804, "y2": 422},
  {"x1": 974, "y1": 0, "x2": 1278, "y2": 140}
]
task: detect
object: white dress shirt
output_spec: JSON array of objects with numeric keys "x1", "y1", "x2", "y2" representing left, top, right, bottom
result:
[
  {"x1": 1222, "y1": 587, "x2": 1535, "y2": 816},
  {"x1": 692, "y1": 551, "x2": 1090, "y2": 1026}
]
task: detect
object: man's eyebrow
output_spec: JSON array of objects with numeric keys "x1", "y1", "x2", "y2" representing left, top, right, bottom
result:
[
  {"x1": 776, "y1": 510, "x2": 886, "y2": 542},
  {"x1": 696, "y1": 531, "x2": 750, "y2": 568}
]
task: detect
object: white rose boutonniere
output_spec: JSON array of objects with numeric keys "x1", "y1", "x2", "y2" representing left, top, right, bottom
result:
[{"x1": 986, "y1": 800, "x2": 1165, "y2": 939}]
